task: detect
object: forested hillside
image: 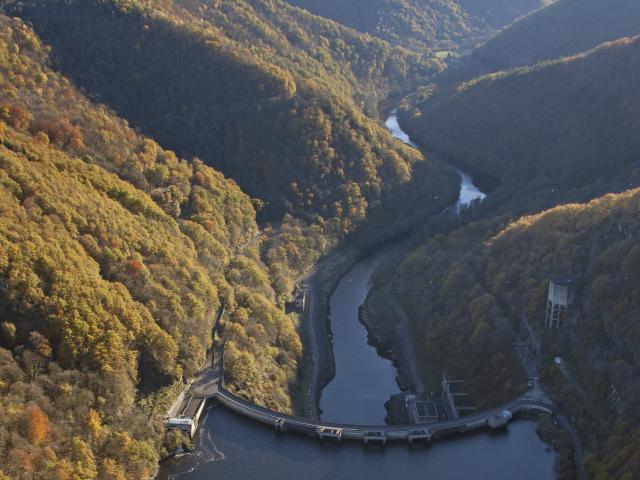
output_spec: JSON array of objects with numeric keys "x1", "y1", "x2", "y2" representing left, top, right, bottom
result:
[
  {"x1": 402, "y1": 35, "x2": 640, "y2": 213},
  {"x1": 284, "y1": 0, "x2": 548, "y2": 51},
  {"x1": 0, "y1": 16, "x2": 303, "y2": 478},
  {"x1": 6, "y1": 0, "x2": 455, "y2": 243},
  {"x1": 369, "y1": 188, "x2": 640, "y2": 479},
  {"x1": 456, "y1": 0, "x2": 552, "y2": 29},
  {"x1": 473, "y1": 0, "x2": 640, "y2": 70},
  {"x1": 175, "y1": 0, "x2": 434, "y2": 108},
  {"x1": 378, "y1": 17, "x2": 640, "y2": 478},
  {"x1": 5, "y1": 0, "x2": 637, "y2": 478}
]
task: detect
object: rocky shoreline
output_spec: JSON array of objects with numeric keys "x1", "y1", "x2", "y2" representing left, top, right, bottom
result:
[
  {"x1": 359, "y1": 304, "x2": 415, "y2": 393},
  {"x1": 301, "y1": 244, "x2": 377, "y2": 419},
  {"x1": 359, "y1": 299, "x2": 421, "y2": 425}
]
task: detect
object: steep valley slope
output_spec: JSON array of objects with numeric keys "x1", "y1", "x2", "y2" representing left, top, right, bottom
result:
[
  {"x1": 402, "y1": 35, "x2": 640, "y2": 214},
  {"x1": 0, "y1": 15, "x2": 304, "y2": 478}
]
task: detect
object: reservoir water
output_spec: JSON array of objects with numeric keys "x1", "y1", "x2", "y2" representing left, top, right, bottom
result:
[
  {"x1": 161, "y1": 405, "x2": 556, "y2": 480},
  {"x1": 318, "y1": 258, "x2": 398, "y2": 424},
  {"x1": 158, "y1": 111, "x2": 559, "y2": 480}
]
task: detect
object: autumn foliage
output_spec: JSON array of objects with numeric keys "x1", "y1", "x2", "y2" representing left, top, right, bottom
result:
[
  {"x1": 369, "y1": 188, "x2": 640, "y2": 480},
  {"x1": 7, "y1": 0, "x2": 452, "y2": 235},
  {"x1": 23, "y1": 406, "x2": 51, "y2": 445},
  {"x1": 124, "y1": 259, "x2": 144, "y2": 277}
]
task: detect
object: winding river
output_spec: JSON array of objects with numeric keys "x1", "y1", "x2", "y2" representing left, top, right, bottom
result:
[
  {"x1": 159, "y1": 112, "x2": 558, "y2": 480},
  {"x1": 385, "y1": 111, "x2": 486, "y2": 212}
]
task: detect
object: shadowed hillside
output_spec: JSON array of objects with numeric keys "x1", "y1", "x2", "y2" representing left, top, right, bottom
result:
[
  {"x1": 403, "y1": 36, "x2": 640, "y2": 213},
  {"x1": 285, "y1": 0, "x2": 480, "y2": 50},
  {"x1": 3, "y1": 0, "x2": 638, "y2": 478},
  {"x1": 456, "y1": 0, "x2": 552, "y2": 29},
  {"x1": 473, "y1": 0, "x2": 640, "y2": 70},
  {"x1": 284, "y1": 0, "x2": 548, "y2": 50},
  {"x1": 6, "y1": 0, "x2": 455, "y2": 238}
]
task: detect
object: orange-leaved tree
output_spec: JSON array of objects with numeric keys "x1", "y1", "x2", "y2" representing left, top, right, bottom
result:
[{"x1": 23, "y1": 405, "x2": 52, "y2": 445}]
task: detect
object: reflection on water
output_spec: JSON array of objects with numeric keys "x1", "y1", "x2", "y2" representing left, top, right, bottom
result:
[
  {"x1": 385, "y1": 112, "x2": 418, "y2": 148},
  {"x1": 319, "y1": 259, "x2": 398, "y2": 424},
  {"x1": 455, "y1": 168, "x2": 486, "y2": 211}
]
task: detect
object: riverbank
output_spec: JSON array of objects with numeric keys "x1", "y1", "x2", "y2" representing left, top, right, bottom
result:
[
  {"x1": 358, "y1": 219, "x2": 449, "y2": 423},
  {"x1": 376, "y1": 113, "x2": 586, "y2": 477},
  {"x1": 300, "y1": 186, "x2": 461, "y2": 419},
  {"x1": 157, "y1": 107, "x2": 565, "y2": 478},
  {"x1": 394, "y1": 106, "x2": 501, "y2": 196},
  {"x1": 354, "y1": 111, "x2": 486, "y2": 409},
  {"x1": 300, "y1": 246, "x2": 363, "y2": 420},
  {"x1": 360, "y1": 260, "x2": 424, "y2": 394}
]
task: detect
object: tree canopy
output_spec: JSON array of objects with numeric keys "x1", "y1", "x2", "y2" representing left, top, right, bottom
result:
[{"x1": 0, "y1": 15, "x2": 303, "y2": 478}]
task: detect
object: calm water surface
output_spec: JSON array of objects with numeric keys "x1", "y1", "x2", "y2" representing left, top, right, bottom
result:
[
  {"x1": 319, "y1": 258, "x2": 398, "y2": 424},
  {"x1": 385, "y1": 109, "x2": 486, "y2": 212}
]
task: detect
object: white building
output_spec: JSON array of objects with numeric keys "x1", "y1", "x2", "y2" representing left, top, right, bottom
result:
[{"x1": 165, "y1": 417, "x2": 196, "y2": 437}]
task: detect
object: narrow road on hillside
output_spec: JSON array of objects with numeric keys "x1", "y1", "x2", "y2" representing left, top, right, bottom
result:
[
  {"x1": 303, "y1": 268, "x2": 324, "y2": 420},
  {"x1": 556, "y1": 410, "x2": 586, "y2": 480}
]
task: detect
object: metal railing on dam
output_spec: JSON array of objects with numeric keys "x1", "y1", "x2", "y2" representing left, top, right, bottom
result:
[{"x1": 214, "y1": 381, "x2": 557, "y2": 444}]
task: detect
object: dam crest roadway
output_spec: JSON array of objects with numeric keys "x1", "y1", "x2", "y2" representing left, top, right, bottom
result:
[{"x1": 166, "y1": 313, "x2": 561, "y2": 447}]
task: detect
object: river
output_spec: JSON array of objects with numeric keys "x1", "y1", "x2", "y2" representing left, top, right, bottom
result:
[
  {"x1": 158, "y1": 111, "x2": 558, "y2": 480},
  {"x1": 318, "y1": 258, "x2": 397, "y2": 424},
  {"x1": 385, "y1": 110, "x2": 486, "y2": 213}
]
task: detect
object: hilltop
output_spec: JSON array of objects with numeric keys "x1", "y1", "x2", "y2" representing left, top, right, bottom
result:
[
  {"x1": 456, "y1": 0, "x2": 553, "y2": 30},
  {"x1": 284, "y1": 0, "x2": 549, "y2": 51},
  {"x1": 285, "y1": 0, "x2": 483, "y2": 51},
  {"x1": 474, "y1": 0, "x2": 640, "y2": 70}
]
